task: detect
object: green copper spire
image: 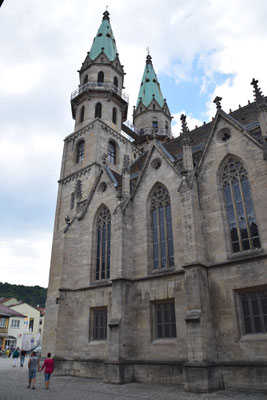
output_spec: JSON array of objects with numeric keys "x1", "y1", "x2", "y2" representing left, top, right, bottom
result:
[
  {"x1": 136, "y1": 54, "x2": 165, "y2": 108},
  {"x1": 89, "y1": 10, "x2": 118, "y2": 62}
]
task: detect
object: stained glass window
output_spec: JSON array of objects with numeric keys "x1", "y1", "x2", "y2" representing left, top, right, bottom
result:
[
  {"x1": 151, "y1": 184, "x2": 174, "y2": 269},
  {"x1": 96, "y1": 206, "x2": 111, "y2": 280},
  {"x1": 221, "y1": 157, "x2": 261, "y2": 253}
]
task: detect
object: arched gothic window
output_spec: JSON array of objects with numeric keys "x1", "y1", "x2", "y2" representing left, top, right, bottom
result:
[
  {"x1": 97, "y1": 71, "x2": 104, "y2": 83},
  {"x1": 76, "y1": 140, "x2": 85, "y2": 163},
  {"x1": 113, "y1": 76, "x2": 118, "y2": 87},
  {"x1": 221, "y1": 157, "x2": 261, "y2": 253},
  {"x1": 96, "y1": 206, "x2": 111, "y2": 280},
  {"x1": 151, "y1": 184, "x2": 174, "y2": 269},
  {"x1": 83, "y1": 75, "x2": 88, "y2": 85},
  {"x1": 80, "y1": 106, "x2": 85, "y2": 122},
  {"x1": 95, "y1": 102, "x2": 102, "y2": 118},
  {"x1": 112, "y1": 107, "x2": 117, "y2": 124},
  {"x1": 152, "y1": 118, "x2": 158, "y2": 129},
  {"x1": 108, "y1": 141, "x2": 116, "y2": 164}
]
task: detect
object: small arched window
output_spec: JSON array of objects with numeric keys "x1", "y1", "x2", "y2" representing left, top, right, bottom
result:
[
  {"x1": 95, "y1": 102, "x2": 102, "y2": 118},
  {"x1": 152, "y1": 118, "x2": 158, "y2": 129},
  {"x1": 112, "y1": 107, "x2": 117, "y2": 124},
  {"x1": 96, "y1": 206, "x2": 111, "y2": 280},
  {"x1": 97, "y1": 71, "x2": 104, "y2": 83},
  {"x1": 113, "y1": 76, "x2": 118, "y2": 87},
  {"x1": 221, "y1": 157, "x2": 261, "y2": 253},
  {"x1": 151, "y1": 184, "x2": 174, "y2": 269},
  {"x1": 76, "y1": 140, "x2": 85, "y2": 163},
  {"x1": 165, "y1": 121, "x2": 168, "y2": 130},
  {"x1": 83, "y1": 75, "x2": 88, "y2": 85},
  {"x1": 108, "y1": 141, "x2": 116, "y2": 164},
  {"x1": 80, "y1": 106, "x2": 85, "y2": 123},
  {"x1": 153, "y1": 103, "x2": 156, "y2": 110}
]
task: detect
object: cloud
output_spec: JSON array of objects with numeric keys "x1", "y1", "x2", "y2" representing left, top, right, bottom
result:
[{"x1": 0, "y1": 233, "x2": 52, "y2": 287}]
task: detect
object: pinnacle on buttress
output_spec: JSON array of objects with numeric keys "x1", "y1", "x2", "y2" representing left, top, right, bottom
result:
[
  {"x1": 213, "y1": 96, "x2": 222, "y2": 109},
  {"x1": 251, "y1": 78, "x2": 264, "y2": 103},
  {"x1": 180, "y1": 114, "x2": 190, "y2": 145}
]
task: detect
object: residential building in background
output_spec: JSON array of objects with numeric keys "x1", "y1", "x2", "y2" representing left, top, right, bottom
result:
[{"x1": 43, "y1": 10, "x2": 267, "y2": 393}]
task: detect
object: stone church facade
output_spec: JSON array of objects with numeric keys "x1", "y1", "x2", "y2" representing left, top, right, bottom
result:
[{"x1": 43, "y1": 10, "x2": 267, "y2": 393}]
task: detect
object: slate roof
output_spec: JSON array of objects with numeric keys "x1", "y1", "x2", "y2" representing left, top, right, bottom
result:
[{"x1": 0, "y1": 303, "x2": 25, "y2": 318}]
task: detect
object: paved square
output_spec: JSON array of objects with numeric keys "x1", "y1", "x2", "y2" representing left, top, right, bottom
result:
[{"x1": 0, "y1": 358, "x2": 266, "y2": 400}]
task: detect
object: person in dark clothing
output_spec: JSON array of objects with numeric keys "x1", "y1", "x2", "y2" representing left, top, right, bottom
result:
[{"x1": 20, "y1": 349, "x2": 26, "y2": 367}]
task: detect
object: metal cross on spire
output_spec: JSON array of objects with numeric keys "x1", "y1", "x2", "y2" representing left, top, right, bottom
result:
[{"x1": 147, "y1": 47, "x2": 150, "y2": 55}]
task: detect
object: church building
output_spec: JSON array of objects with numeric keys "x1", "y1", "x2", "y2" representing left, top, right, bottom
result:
[{"x1": 43, "y1": 10, "x2": 267, "y2": 393}]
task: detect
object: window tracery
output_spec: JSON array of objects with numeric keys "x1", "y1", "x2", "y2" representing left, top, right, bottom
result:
[
  {"x1": 76, "y1": 140, "x2": 85, "y2": 163},
  {"x1": 96, "y1": 206, "x2": 111, "y2": 280},
  {"x1": 151, "y1": 184, "x2": 174, "y2": 269},
  {"x1": 221, "y1": 157, "x2": 261, "y2": 253},
  {"x1": 107, "y1": 141, "x2": 116, "y2": 164},
  {"x1": 95, "y1": 102, "x2": 102, "y2": 118}
]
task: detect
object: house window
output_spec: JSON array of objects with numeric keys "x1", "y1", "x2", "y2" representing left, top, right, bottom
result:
[
  {"x1": 97, "y1": 71, "x2": 104, "y2": 83},
  {"x1": 93, "y1": 308, "x2": 107, "y2": 340},
  {"x1": 29, "y1": 318, "x2": 34, "y2": 332},
  {"x1": 96, "y1": 206, "x2": 111, "y2": 280},
  {"x1": 112, "y1": 107, "x2": 117, "y2": 124},
  {"x1": 151, "y1": 184, "x2": 174, "y2": 269},
  {"x1": 76, "y1": 140, "x2": 85, "y2": 163},
  {"x1": 221, "y1": 157, "x2": 261, "y2": 253},
  {"x1": 0, "y1": 318, "x2": 7, "y2": 328},
  {"x1": 83, "y1": 75, "x2": 88, "y2": 85},
  {"x1": 10, "y1": 320, "x2": 20, "y2": 328},
  {"x1": 155, "y1": 301, "x2": 177, "y2": 339},
  {"x1": 80, "y1": 106, "x2": 85, "y2": 122},
  {"x1": 95, "y1": 102, "x2": 102, "y2": 118},
  {"x1": 240, "y1": 290, "x2": 267, "y2": 334},
  {"x1": 113, "y1": 76, "x2": 118, "y2": 87},
  {"x1": 107, "y1": 141, "x2": 116, "y2": 164}
]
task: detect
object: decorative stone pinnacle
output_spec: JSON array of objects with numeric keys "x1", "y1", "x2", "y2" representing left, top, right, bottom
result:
[
  {"x1": 102, "y1": 153, "x2": 107, "y2": 165},
  {"x1": 103, "y1": 9, "x2": 110, "y2": 21},
  {"x1": 75, "y1": 179, "x2": 82, "y2": 199},
  {"x1": 213, "y1": 96, "x2": 222, "y2": 109},
  {"x1": 180, "y1": 114, "x2": 190, "y2": 145},
  {"x1": 122, "y1": 155, "x2": 130, "y2": 174},
  {"x1": 251, "y1": 78, "x2": 264, "y2": 102}
]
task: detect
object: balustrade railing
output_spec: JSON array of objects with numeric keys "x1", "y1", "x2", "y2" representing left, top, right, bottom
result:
[{"x1": 71, "y1": 81, "x2": 129, "y2": 103}]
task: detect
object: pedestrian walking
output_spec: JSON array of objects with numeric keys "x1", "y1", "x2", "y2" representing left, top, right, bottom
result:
[
  {"x1": 20, "y1": 349, "x2": 26, "y2": 367},
  {"x1": 40, "y1": 352, "x2": 54, "y2": 389},
  {"x1": 27, "y1": 351, "x2": 40, "y2": 389},
  {"x1": 12, "y1": 348, "x2": 20, "y2": 367}
]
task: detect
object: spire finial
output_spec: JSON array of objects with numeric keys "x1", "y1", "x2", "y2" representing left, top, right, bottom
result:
[
  {"x1": 103, "y1": 8, "x2": 110, "y2": 21},
  {"x1": 180, "y1": 114, "x2": 190, "y2": 145},
  {"x1": 213, "y1": 96, "x2": 222, "y2": 109},
  {"x1": 146, "y1": 47, "x2": 152, "y2": 64},
  {"x1": 251, "y1": 78, "x2": 264, "y2": 102}
]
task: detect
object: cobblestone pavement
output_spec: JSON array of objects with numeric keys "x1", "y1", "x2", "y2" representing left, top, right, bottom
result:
[{"x1": 0, "y1": 358, "x2": 266, "y2": 400}]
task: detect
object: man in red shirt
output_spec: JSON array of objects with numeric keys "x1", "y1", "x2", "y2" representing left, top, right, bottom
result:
[{"x1": 40, "y1": 353, "x2": 54, "y2": 389}]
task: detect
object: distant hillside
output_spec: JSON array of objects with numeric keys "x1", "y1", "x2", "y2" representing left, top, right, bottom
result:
[{"x1": 0, "y1": 282, "x2": 47, "y2": 308}]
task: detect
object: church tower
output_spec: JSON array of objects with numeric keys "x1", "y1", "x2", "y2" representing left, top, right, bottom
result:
[
  {"x1": 133, "y1": 52, "x2": 172, "y2": 146},
  {"x1": 71, "y1": 10, "x2": 128, "y2": 134}
]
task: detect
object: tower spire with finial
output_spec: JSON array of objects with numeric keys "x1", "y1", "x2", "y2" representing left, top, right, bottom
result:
[
  {"x1": 251, "y1": 78, "x2": 264, "y2": 103},
  {"x1": 102, "y1": 6, "x2": 110, "y2": 21},
  {"x1": 180, "y1": 114, "x2": 190, "y2": 145}
]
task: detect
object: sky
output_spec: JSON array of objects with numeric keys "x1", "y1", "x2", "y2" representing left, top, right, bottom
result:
[{"x1": 0, "y1": 0, "x2": 267, "y2": 288}]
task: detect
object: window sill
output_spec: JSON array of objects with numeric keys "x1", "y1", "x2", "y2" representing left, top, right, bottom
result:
[
  {"x1": 152, "y1": 338, "x2": 177, "y2": 345},
  {"x1": 89, "y1": 340, "x2": 107, "y2": 345},
  {"x1": 239, "y1": 333, "x2": 267, "y2": 342},
  {"x1": 227, "y1": 248, "x2": 264, "y2": 261},
  {"x1": 149, "y1": 267, "x2": 176, "y2": 276}
]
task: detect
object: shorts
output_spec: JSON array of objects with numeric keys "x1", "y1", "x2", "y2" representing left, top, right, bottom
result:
[
  {"x1": 45, "y1": 373, "x2": 51, "y2": 381},
  {"x1": 28, "y1": 369, "x2": 37, "y2": 379}
]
